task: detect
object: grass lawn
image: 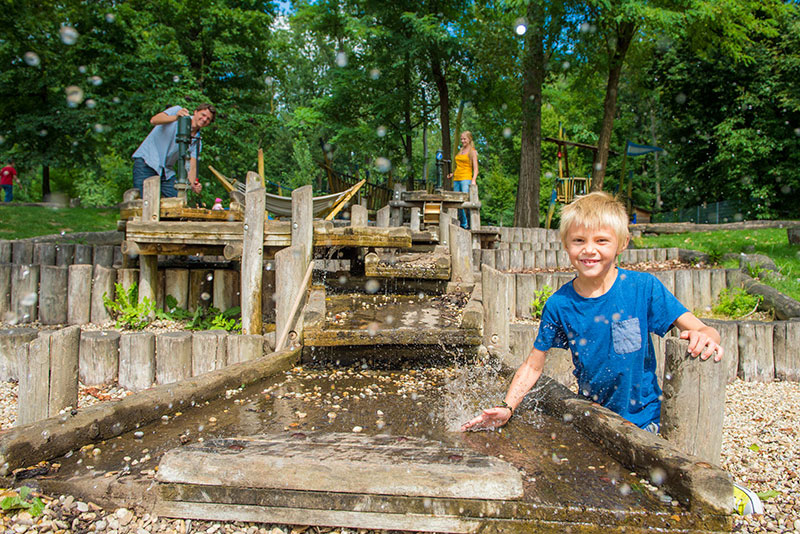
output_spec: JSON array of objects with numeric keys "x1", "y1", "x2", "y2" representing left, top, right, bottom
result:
[
  {"x1": 635, "y1": 227, "x2": 800, "y2": 302},
  {"x1": 0, "y1": 204, "x2": 118, "y2": 240}
]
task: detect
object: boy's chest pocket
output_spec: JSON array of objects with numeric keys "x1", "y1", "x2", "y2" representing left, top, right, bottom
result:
[{"x1": 612, "y1": 317, "x2": 642, "y2": 354}]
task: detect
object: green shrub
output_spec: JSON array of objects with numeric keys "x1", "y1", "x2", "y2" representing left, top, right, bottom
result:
[
  {"x1": 1, "y1": 486, "x2": 45, "y2": 517},
  {"x1": 103, "y1": 283, "x2": 156, "y2": 330},
  {"x1": 530, "y1": 285, "x2": 553, "y2": 319},
  {"x1": 158, "y1": 296, "x2": 241, "y2": 332},
  {"x1": 712, "y1": 287, "x2": 762, "y2": 319}
]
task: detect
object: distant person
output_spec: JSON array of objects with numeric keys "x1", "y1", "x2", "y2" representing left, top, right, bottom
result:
[
  {"x1": 447, "y1": 131, "x2": 478, "y2": 229},
  {"x1": 1, "y1": 158, "x2": 20, "y2": 202},
  {"x1": 132, "y1": 103, "x2": 216, "y2": 197},
  {"x1": 461, "y1": 191, "x2": 723, "y2": 433}
]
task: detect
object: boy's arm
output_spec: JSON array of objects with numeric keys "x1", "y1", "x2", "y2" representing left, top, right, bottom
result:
[
  {"x1": 673, "y1": 311, "x2": 724, "y2": 361},
  {"x1": 460, "y1": 348, "x2": 546, "y2": 431}
]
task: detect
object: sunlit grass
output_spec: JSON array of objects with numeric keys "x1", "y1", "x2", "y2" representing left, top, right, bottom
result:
[
  {"x1": 0, "y1": 204, "x2": 118, "y2": 240},
  {"x1": 635, "y1": 228, "x2": 800, "y2": 302}
]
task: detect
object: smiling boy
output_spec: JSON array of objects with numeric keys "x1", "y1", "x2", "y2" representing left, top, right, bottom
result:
[{"x1": 461, "y1": 191, "x2": 724, "y2": 433}]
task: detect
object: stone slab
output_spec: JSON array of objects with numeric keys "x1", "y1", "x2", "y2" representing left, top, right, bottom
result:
[{"x1": 157, "y1": 433, "x2": 523, "y2": 500}]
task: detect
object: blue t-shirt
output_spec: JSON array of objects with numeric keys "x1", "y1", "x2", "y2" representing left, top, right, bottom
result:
[
  {"x1": 131, "y1": 105, "x2": 202, "y2": 180},
  {"x1": 534, "y1": 269, "x2": 687, "y2": 428}
]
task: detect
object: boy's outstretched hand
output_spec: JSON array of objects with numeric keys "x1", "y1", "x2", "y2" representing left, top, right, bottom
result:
[
  {"x1": 460, "y1": 406, "x2": 512, "y2": 432},
  {"x1": 680, "y1": 329, "x2": 724, "y2": 362}
]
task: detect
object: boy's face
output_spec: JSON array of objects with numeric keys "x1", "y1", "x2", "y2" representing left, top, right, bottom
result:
[{"x1": 564, "y1": 224, "x2": 627, "y2": 283}]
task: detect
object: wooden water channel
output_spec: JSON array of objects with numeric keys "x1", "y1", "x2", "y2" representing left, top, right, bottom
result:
[{"x1": 0, "y1": 174, "x2": 736, "y2": 532}]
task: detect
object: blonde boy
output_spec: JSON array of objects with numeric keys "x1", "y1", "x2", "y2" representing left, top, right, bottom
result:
[{"x1": 462, "y1": 192, "x2": 723, "y2": 432}]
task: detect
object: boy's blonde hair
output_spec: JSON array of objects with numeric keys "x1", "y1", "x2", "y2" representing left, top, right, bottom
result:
[{"x1": 559, "y1": 192, "x2": 630, "y2": 248}]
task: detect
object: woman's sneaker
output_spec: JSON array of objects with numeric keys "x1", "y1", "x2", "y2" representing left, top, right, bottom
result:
[{"x1": 733, "y1": 483, "x2": 763, "y2": 515}]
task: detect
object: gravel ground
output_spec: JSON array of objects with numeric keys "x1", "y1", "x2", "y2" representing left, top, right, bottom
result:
[{"x1": 1, "y1": 378, "x2": 799, "y2": 534}]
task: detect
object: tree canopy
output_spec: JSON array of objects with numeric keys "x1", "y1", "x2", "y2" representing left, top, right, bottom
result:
[{"x1": 0, "y1": 0, "x2": 797, "y2": 224}]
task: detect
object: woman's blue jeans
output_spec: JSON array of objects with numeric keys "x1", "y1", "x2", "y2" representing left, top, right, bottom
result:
[{"x1": 453, "y1": 180, "x2": 470, "y2": 229}]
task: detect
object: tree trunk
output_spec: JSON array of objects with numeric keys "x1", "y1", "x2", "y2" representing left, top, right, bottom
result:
[
  {"x1": 514, "y1": 2, "x2": 545, "y2": 228},
  {"x1": 403, "y1": 57, "x2": 414, "y2": 190},
  {"x1": 42, "y1": 165, "x2": 50, "y2": 199},
  {"x1": 591, "y1": 21, "x2": 636, "y2": 192},
  {"x1": 431, "y1": 53, "x2": 452, "y2": 190},
  {"x1": 650, "y1": 106, "x2": 662, "y2": 211}
]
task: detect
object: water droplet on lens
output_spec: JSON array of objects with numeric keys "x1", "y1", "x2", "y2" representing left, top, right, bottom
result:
[
  {"x1": 89, "y1": 75, "x2": 102, "y2": 86},
  {"x1": 514, "y1": 18, "x2": 527, "y2": 35},
  {"x1": 105, "y1": 13, "x2": 116, "y2": 23},
  {"x1": 85, "y1": 99, "x2": 96, "y2": 109},
  {"x1": 264, "y1": 76, "x2": 273, "y2": 86},
  {"x1": 619, "y1": 483, "x2": 631, "y2": 496},
  {"x1": 93, "y1": 124, "x2": 104, "y2": 133},
  {"x1": 503, "y1": 127, "x2": 512, "y2": 138},
  {"x1": 369, "y1": 68, "x2": 380, "y2": 80},
  {"x1": 365, "y1": 279, "x2": 380, "y2": 294},
  {"x1": 200, "y1": 292, "x2": 210, "y2": 301},
  {"x1": 60, "y1": 26, "x2": 78, "y2": 45},
  {"x1": 24, "y1": 52, "x2": 40, "y2": 66},
  {"x1": 206, "y1": 273, "x2": 213, "y2": 282},
  {"x1": 173, "y1": 75, "x2": 181, "y2": 83},
  {"x1": 335, "y1": 51, "x2": 348, "y2": 67},
  {"x1": 375, "y1": 157, "x2": 391, "y2": 173},
  {"x1": 21, "y1": 292, "x2": 37, "y2": 306},
  {"x1": 65, "y1": 85, "x2": 84, "y2": 106},
  {"x1": 376, "y1": 126, "x2": 387, "y2": 137}
]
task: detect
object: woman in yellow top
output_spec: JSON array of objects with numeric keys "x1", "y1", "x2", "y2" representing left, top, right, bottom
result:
[{"x1": 448, "y1": 131, "x2": 479, "y2": 229}]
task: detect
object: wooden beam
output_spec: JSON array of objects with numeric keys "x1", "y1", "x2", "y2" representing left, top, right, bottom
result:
[
  {"x1": 121, "y1": 241, "x2": 225, "y2": 257},
  {"x1": 258, "y1": 148, "x2": 265, "y2": 188},
  {"x1": 208, "y1": 166, "x2": 235, "y2": 192},
  {"x1": 324, "y1": 179, "x2": 366, "y2": 221}
]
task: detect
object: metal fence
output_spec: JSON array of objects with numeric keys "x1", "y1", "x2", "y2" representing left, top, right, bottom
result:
[{"x1": 652, "y1": 200, "x2": 745, "y2": 224}]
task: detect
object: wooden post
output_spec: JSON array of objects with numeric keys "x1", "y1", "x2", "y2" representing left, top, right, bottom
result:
[
  {"x1": 213, "y1": 269, "x2": 240, "y2": 312},
  {"x1": 55, "y1": 243, "x2": 75, "y2": 266},
  {"x1": 261, "y1": 262, "x2": 276, "y2": 324},
  {"x1": 674, "y1": 270, "x2": 694, "y2": 313},
  {"x1": 275, "y1": 245, "x2": 306, "y2": 347},
  {"x1": 0, "y1": 240, "x2": 10, "y2": 263},
  {"x1": 79, "y1": 330, "x2": 121, "y2": 386},
  {"x1": 74, "y1": 244, "x2": 93, "y2": 265},
  {"x1": 389, "y1": 184, "x2": 405, "y2": 227},
  {"x1": 156, "y1": 331, "x2": 192, "y2": 384},
  {"x1": 188, "y1": 269, "x2": 214, "y2": 311},
  {"x1": 18, "y1": 326, "x2": 82, "y2": 424},
  {"x1": 291, "y1": 184, "x2": 314, "y2": 263},
  {"x1": 93, "y1": 245, "x2": 114, "y2": 268},
  {"x1": 376, "y1": 206, "x2": 390, "y2": 228},
  {"x1": 17, "y1": 339, "x2": 49, "y2": 425},
  {"x1": 138, "y1": 256, "x2": 158, "y2": 319},
  {"x1": 468, "y1": 184, "x2": 481, "y2": 231},
  {"x1": 91, "y1": 265, "x2": 116, "y2": 324},
  {"x1": 119, "y1": 332, "x2": 156, "y2": 391},
  {"x1": 449, "y1": 224, "x2": 473, "y2": 284},
  {"x1": 482, "y1": 265, "x2": 510, "y2": 352},
  {"x1": 142, "y1": 175, "x2": 161, "y2": 223},
  {"x1": 67, "y1": 264, "x2": 93, "y2": 325},
  {"x1": 0, "y1": 327, "x2": 37, "y2": 381},
  {"x1": 11, "y1": 241, "x2": 34, "y2": 265},
  {"x1": 227, "y1": 334, "x2": 264, "y2": 365},
  {"x1": 33, "y1": 243, "x2": 56, "y2": 266},
  {"x1": 192, "y1": 330, "x2": 227, "y2": 376},
  {"x1": 117, "y1": 268, "x2": 139, "y2": 293},
  {"x1": 0, "y1": 264, "x2": 11, "y2": 320},
  {"x1": 39, "y1": 265, "x2": 68, "y2": 325},
  {"x1": 241, "y1": 171, "x2": 265, "y2": 336},
  {"x1": 515, "y1": 274, "x2": 536, "y2": 320},
  {"x1": 351, "y1": 205, "x2": 368, "y2": 227},
  {"x1": 774, "y1": 320, "x2": 800, "y2": 382},
  {"x1": 409, "y1": 207, "x2": 421, "y2": 232},
  {"x1": 660, "y1": 337, "x2": 727, "y2": 465},
  {"x1": 47, "y1": 326, "x2": 80, "y2": 416},
  {"x1": 438, "y1": 211, "x2": 449, "y2": 247},
  {"x1": 165, "y1": 268, "x2": 189, "y2": 310},
  {"x1": 691, "y1": 269, "x2": 712, "y2": 313},
  {"x1": 11, "y1": 264, "x2": 39, "y2": 324},
  {"x1": 738, "y1": 322, "x2": 775, "y2": 382}
]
